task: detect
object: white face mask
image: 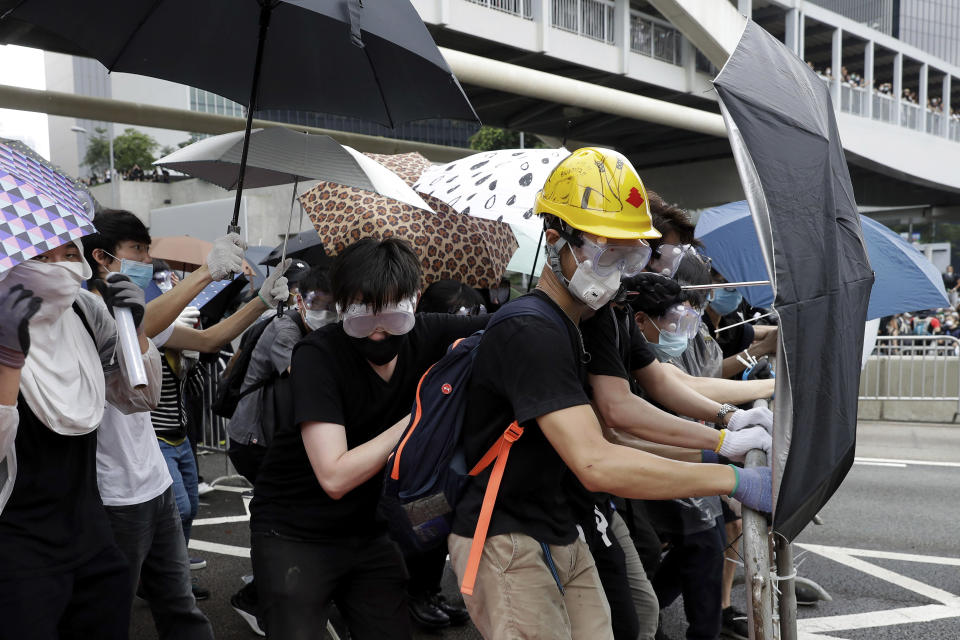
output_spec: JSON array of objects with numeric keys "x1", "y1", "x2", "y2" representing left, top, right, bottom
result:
[
  {"x1": 304, "y1": 309, "x2": 337, "y2": 330},
  {"x1": 567, "y1": 258, "x2": 621, "y2": 310},
  {"x1": 2, "y1": 259, "x2": 87, "y2": 324}
]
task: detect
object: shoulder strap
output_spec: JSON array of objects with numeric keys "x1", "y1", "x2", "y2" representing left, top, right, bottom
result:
[
  {"x1": 487, "y1": 294, "x2": 567, "y2": 333},
  {"x1": 71, "y1": 301, "x2": 97, "y2": 344}
]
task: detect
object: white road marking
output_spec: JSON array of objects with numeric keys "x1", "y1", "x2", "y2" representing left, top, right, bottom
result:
[
  {"x1": 796, "y1": 543, "x2": 960, "y2": 636},
  {"x1": 854, "y1": 461, "x2": 907, "y2": 468},
  {"x1": 854, "y1": 456, "x2": 960, "y2": 468},
  {"x1": 799, "y1": 604, "x2": 960, "y2": 634},
  {"x1": 192, "y1": 514, "x2": 250, "y2": 526},
  {"x1": 188, "y1": 538, "x2": 250, "y2": 558}
]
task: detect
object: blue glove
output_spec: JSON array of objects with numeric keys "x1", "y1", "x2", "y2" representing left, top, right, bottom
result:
[{"x1": 729, "y1": 465, "x2": 772, "y2": 513}]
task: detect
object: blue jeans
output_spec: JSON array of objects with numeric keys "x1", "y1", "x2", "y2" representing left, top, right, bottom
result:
[{"x1": 158, "y1": 438, "x2": 199, "y2": 543}]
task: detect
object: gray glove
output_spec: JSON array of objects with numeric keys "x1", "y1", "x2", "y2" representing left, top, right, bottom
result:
[
  {"x1": 259, "y1": 258, "x2": 291, "y2": 306},
  {"x1": 718, "y1": 426, "x2": 772, "y2": 464},
  {"x1": 206, "y1": 233, "x2": 245, "y2": 281},
  {"x1": 96, "y1": 273, "x2": 146, "y2": 329},
  {"x1": 0, "y1": 284, "x2": 42, "y2": 368},
  {"x1": 727, "y1": 406, "x2": 774, "y2": 435}
]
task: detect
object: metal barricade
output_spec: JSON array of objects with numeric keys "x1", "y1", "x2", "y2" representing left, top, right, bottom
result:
[
  {"x1": 860, "y1": 335, "x2": 960, "y2": 413},
  {"x1": 197, "y1": 359, "x2": 250, "y2": 487}
]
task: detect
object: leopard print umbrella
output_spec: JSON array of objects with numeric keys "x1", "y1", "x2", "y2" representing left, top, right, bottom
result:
[
  {"x1": 363, "y1": 152, "x2": 432, "y2": 188},
  {"x1": 299, "y1": 182, "x2": 517, "y2": 288}
]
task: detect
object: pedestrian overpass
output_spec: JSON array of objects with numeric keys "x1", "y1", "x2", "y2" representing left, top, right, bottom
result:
[{"x1": 413, "y1": 0, "x2": 960, "y2": 214}]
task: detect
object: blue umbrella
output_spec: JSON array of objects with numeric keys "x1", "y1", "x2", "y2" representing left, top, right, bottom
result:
[{"x1": 695, "y1": 200, "x2": 949, "y2": 319}]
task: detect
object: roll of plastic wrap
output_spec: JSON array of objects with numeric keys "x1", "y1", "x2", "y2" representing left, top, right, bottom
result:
[{"x1": 115, "y1": 307, "x2": 147, "y2": 389}]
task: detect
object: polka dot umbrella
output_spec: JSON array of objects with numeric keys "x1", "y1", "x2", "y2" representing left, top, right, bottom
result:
[{"x1": 413, "y1": 148, "x2": 571, "y2": 231}]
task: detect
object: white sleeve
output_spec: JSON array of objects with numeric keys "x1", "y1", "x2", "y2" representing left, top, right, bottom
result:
[
  {"x1": 0, "y1": 404, "x2": 17, "y2": 465},
  {"x1": 75, "y1": 290, "x2": 163, "y2": 414},
  {"x1": 153, "y1": 322, "x2": 176, "y2": 349}
]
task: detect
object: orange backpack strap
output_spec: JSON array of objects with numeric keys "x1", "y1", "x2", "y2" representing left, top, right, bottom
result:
[{"x1": 460, "y1": 421, "x2": 524, "y2": 596}]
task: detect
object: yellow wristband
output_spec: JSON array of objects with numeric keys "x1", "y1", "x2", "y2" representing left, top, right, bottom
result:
[{"x1": 714, "y1": 429, "x2": 727, "y2": 453}]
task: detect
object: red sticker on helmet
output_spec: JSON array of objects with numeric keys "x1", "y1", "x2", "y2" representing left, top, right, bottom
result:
[
  {"x1": 626, "y1": 187, "x2": 645, "y2": 208},
  {"x1": 441, "y1": 383, "x2": 453, "y2": 395}
]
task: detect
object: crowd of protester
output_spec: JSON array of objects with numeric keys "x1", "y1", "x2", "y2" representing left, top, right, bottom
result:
[
  {"x1": 808, "y1": 61, "x2": 960, "y2": 121},
  {"x1": 81, "y1": 165, "x2": 172, "y2": 187},
  {"x1": 0, "y1": 148, "x2": 786, "y2": 640}
]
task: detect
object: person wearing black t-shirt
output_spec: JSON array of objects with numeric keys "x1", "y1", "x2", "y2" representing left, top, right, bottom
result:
[
  {"x1": 249, "y1": 239, "x2": 486, "y2": 640},
  {"x1": 448, "y1": 148, "x2": 773, "y2": 640}
]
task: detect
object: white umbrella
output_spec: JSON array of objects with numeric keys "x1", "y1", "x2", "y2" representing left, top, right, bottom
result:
[
  {"x1": 413, "y1": 148, "x2": 569, "y2": 230},
  {"x1": 506, "y1": 222, "x2": 548, "y2": 276}
]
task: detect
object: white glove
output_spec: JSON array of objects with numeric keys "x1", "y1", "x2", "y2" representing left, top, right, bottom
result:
[
  {"x1": 259, "y1": 258, "x2": 291, "y2": 306},
  {"x1": 176, "y1": 306, "x2": 200, "y2": 327},
  {"x1": 718, "y1": 426, "x2": 772, "y2": 464},
  {"x1": 206, "y1": 233, "x2": 245, "y2": 281},
  {"x1": 727, "y1": 406, "x2": 773, "y2": 435}
]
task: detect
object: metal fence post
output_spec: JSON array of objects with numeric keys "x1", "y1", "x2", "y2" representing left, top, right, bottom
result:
[
  {"x1": 776, "y1": 535, "x2": 798, "y2": 640},
  {"x1": 742, "y1": 447, "x2": 773, "y2": 640}
]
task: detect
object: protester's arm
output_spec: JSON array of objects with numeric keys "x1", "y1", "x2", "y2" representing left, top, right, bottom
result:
[
  {"x1": 142, "y1": 234, "x2": 245, "y2": 338},
  {"x1": 591, "y1": 373, "x2": 721, "y2": 449},
  {"x1": 601, "y1": 425, "x2": 704, "y2": 463},
  {"x1": 539, "y1": 404, "x2": 738, "y2": 499},
  {"x1": 300, "y1": 415, "x2": 409, "y2": 500},
  {"x1": 162, "y1": 297, "x2": 268, "y2": 353},
  {"x1": 658, "y1": 364, "x2": 774, "y2": 404},
  {"x1": 0, "y1": 368, "x2": 19, "y2": 462},
  {"x1": 161, "y1": 262, "x2": 290, "y2": 353},
  {"x1": 632, "y1": 360, "x2": 727, "y2": 424},
  {"x1": 143, "y1": 267, "x2": 213, "y2": 338}
]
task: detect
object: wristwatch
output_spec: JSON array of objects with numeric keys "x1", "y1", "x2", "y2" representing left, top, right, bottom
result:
[{"x1": 716, "y1": 403, "x2": 737, "y2": 425}]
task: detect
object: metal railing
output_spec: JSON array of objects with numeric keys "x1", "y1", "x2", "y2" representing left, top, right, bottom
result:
[
  {"x1": 552, "y1": 0, "x2": 615, "y2": 43},
  {"x1": 465, "y1": 0, "x2": 533, "y2": 19},
  {"x1": 872, "y1": 92, "x2": 896, "y2": 123},
  {"x1": 901, "y1": 101, "x2": 923, "y2": 130},
  {"x1": 629, "y1": 11, "x2": 683, "y2": 65},
  {"x1": 840, "y1": 84, "x2": 869, "y2": 117},
  {"x1": 859, "y1": 335, "x2": 960, "y2": 411}
]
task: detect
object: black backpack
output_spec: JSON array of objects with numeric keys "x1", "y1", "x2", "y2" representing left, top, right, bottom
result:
[{"x1": 212, "y1": 310, "x2": 307, "y2": 420}]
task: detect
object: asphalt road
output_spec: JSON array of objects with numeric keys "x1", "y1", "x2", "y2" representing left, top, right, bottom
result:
[{"x1": 131, "y1": 421, "x2": 960, "y2": 639}]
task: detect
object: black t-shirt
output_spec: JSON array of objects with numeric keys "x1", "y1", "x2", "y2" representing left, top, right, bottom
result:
[
  {"x1": 0, "y1": 402, "x2": 112, "y2": 579},
  {"x1": 943, "y1": 273, "x2": 958, "y2": 290},
  {"x1": 704, "y1": 311, "x2": 755, "y2": 359},
  {"x1": 452, "y1": 291, "x2": 591, "y2": 545},
  {"x1": 581, "y1": 305, "x2": 656, "y2": 382},
  {"x1": 250, "y1": 313, "x2": 487, "y2": 541}
]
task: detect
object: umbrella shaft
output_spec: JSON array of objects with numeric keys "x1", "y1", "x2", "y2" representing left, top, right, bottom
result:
[
  {"x1": 681, "y1": 281, "x2": 770, "y2": 291},
  {"x1": 230, "y1": 2, "x2": 274, "y2": 231}
]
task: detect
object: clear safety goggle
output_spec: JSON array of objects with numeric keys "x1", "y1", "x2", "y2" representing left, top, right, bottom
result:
[
  {"x1": 648, "y1": 243, "x2": 693, "y2": 278},
  {"x1": 572, "y1": 236, "x2": 652, "y2": 278},
  {"x1": 655, "y1": 303, "x2": 702, "y2": 339},
  {"x1": 298, "y1": 290, "x2": 335, "y2": 312},
  {"x1": 338, "y1": 296, "x2": 417, "y2": 338}
]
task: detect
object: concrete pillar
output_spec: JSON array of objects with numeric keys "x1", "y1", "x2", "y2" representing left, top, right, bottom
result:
[
  {"x1": 738, "y1": 0, "x2": 751, "y2": 19},
  {"x1": 919, "y1": 63, "x2": 928, "y2": 131},
  {"x1": 798, "y1": 12, "x2": 805, "y2": 60},
  {"x1": 864, "y1": 40, "x2": 874, "y2": 118},
  {"x1": 943, "y1": 75, "x2": 952, "y2": 139},
  {"x1": 894, "y1": 52, "x2": 903, "y2": 125},
  {"x1": 533, "y1": 0, "x2": 550, "y2": 53},
  {"x1": 785, "y1": 8, "x2": 799, "y2": 55},
  {"x1": 438, "y1": 0, "x2": 450, "y2": 25},
  {"x1": 831, "y1": 27, "x2": 842, "y2": 110},
  {"x1": 616, "y1": 0, "x2": 631, "y2": 74},
  {"x1": 682, "y1": 36, "x2": 696, "y2": 90}
]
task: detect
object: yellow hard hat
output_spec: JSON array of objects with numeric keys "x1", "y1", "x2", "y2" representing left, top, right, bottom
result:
[{"x1": 534, "y1": 147, "x2": 661, "y2": 240}]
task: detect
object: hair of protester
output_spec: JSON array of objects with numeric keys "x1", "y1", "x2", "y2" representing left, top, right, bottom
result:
[
  {"x1": 82, "y1": 208, "x2": 152, "y2": 285},
  {"x1": 673, "y1": 252, "x2": 712, "y2": 308},
  {"x1": 297, "y1": 265, "x2": 331, "y2": 295},
  {"x1": 417, "y1": 279, "x2": 484, "y2": 314},
  {"x1": 648, "y1": 191, "x2": 699, "y2": 247},
  {"x1": 330, "y1": 237, "x2": 422, "y2": 312}
]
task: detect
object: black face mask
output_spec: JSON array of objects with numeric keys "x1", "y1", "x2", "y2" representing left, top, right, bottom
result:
[{"x1": 349, "y1": 333, "x2": 407, "y2": 365}]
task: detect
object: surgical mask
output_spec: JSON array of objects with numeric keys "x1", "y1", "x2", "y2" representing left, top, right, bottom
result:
[
  {"x1": 651, "y1": 322, "x2": 689, "y2": 359},
  {"x1": 105, "y1": 250, "x2": 153, "y2": 289},
  {"x1": 349, "y1": 333, "x2": 407, "y2": 365},
  {"x1": 3, "y1": 259, "x2": 86, "y2": 324},
  {"x1": 305, "y1": 309, "x2": 337, "y2": 330},
  {"x1": 709, "y1": 287, "x2": 742, "y2": 316}
]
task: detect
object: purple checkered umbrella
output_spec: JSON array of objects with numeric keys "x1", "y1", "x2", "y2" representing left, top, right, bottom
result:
[{"x1": 0, "y1": 141, "x2": 95, "y2": 273}]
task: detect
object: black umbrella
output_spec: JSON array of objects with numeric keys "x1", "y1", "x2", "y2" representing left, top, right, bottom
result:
[
  {"x1": 0, "y1": 0, "x2": 478, "y2": 232},
  {"x1": 714, "y1": 21, "x2": 875, "y2": 541},
  {"x1": 261, "y1": 229, "x2": 330, "y2": 268}
]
